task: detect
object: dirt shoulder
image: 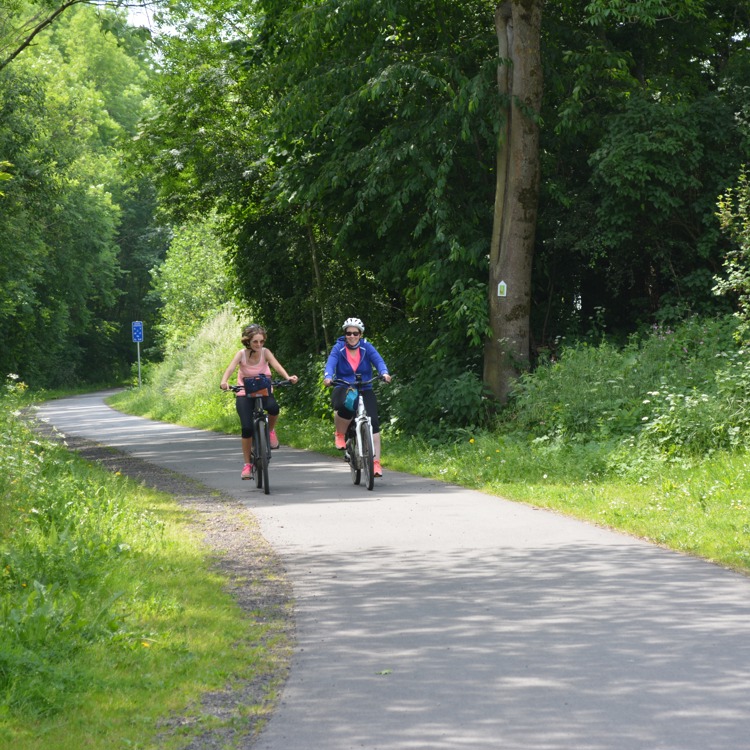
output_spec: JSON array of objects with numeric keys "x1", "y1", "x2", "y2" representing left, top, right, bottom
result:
[{"x1": 30, "y1": 418, "x2": 294, "y2": 749}]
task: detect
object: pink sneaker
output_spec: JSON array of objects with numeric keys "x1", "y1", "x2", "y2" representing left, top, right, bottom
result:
[
  {"x1": 335, "y1": 432, "x2": 346, "y2": 450},
  {"x1": 373, "y1": 460, "x2": 383, "y2": 478},
  {"x1": 241, "y1": 463, "x2": 252, "y2": 480},
  {"x1": 269, "y1": 430, "x2": 280, "y2": 449}
]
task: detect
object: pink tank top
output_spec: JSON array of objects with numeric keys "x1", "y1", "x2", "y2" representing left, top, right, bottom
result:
[
  {"x1": 237, "y1": 348, "x2": 272, "y2": 395},
  {"x1": 346, "y1": 347, "x2": 361, "y2": 372}
]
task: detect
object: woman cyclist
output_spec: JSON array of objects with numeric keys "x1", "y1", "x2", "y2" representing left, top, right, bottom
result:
[
  {"x1": 220, "y1": 324, "x2": 298, "y2": 480},
  {"x1": 323, "y1": 317, "x2": 391, "y2": 477}
]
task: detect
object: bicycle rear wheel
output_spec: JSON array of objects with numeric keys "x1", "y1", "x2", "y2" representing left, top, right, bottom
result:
[
  {"x1": 360, "y1": 421, "x2": 375, "y2": 491},
  {"x1": 257, "y1": 423, "x2": 270, "y2": 494}
]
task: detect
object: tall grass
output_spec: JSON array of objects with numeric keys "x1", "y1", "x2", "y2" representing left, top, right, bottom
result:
[{"x1": 0, "y1": 375, "x2": 289, "y2": 748}]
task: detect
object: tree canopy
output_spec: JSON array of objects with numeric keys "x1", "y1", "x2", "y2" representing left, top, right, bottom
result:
[
  {"x1": 2, "y1": 0, "x2": 750, "y2": 414},
  {"x1": 136, "y1": 1, "x2": 750, "y2": 385},
  {"x1": 0, "y1": 2, "x2": 166, "y2": 385}
]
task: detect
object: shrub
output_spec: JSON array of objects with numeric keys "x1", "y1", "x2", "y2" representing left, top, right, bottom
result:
[
  {"x1": 504, "y1": 315, "x2": 741, "y2": 451},
  {"x1": 388, "y1": 368, "x2": 494, "y2": 441},
  {"x1": 715, "y1": 168, "x2": 750, "y2": 343}
]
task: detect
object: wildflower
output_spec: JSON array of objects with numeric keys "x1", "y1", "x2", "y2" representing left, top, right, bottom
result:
[{"x1": 469, "y1": 438, "x2": 475, "y2": 444}]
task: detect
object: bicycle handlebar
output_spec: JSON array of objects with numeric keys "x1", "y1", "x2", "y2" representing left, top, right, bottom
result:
[
  {"x1": 225, "y1": 379, "x2": 295, "y2": 392},
  {"x1": 328, "y1": 375, "x2": 389, "y2": 388}
]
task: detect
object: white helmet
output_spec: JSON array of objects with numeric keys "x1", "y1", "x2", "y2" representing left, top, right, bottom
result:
[{"x1": 342, "y1": 317, "x2": 365, "y2": 333}]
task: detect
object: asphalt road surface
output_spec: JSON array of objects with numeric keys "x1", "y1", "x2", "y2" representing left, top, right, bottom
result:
[{"x1": 36, "y1": 391, "x2": 750, "y2": 750}]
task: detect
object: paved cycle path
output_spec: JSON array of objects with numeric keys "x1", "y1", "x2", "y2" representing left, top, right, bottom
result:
[{"x1": 36, "y1": 392, "x2": 750, "y2": 750}]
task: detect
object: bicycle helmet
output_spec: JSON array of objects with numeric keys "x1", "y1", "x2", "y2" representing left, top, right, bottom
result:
[{"x1": 342, "y1": 317, "x2": 365, "y2": 333}]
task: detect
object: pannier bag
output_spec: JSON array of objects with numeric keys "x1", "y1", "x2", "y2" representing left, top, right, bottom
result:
[
  {"x1": 243, "y1": 375, "x2": 272, "y2": 397},
  {"x1": 344, "y1": 387, "x2": 358, "y2": 411}
]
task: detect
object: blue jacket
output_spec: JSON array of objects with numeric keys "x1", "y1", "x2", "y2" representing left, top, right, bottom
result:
[{"x1": 324, "y1": 337, "x2": 389, "y2": 388}]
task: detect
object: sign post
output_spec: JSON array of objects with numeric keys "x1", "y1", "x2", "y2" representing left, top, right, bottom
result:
[{"x1": 132, "y1": 321, "x2": 144, "y2": 387}]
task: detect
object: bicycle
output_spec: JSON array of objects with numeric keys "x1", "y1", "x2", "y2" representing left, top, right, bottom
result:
[
  {"x1": 331, "y1": 375, "x2": 386, "y2": 491},
  {"x1": 226, "y1": 379, "x2": 293, "y2": 495}
]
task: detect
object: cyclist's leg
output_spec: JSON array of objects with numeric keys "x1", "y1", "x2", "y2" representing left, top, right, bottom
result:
[
  {"x1": 362, "y1": 390, "x2": 383, "y2": 476},
  {"x1": 335, "y1": 413, "x2": 352, "y2": 433},
  {"x1": 236, "y1": 395, "x2": 254, "y2": 465},
  {"x1": 332, "y1": 386, "x2": 354, "y2": 447},
  {"x1": 265, "y1": 395, "x2": 281, "y2": 448},
  {"x1": 362, "y1": 391, "x2": 380, "y2": 456}
]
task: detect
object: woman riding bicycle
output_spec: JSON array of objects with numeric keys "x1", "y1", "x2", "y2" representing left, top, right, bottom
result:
[
  {"x1": 323, "y1": 317, "x2": 391, "y2": 477},
  {"x1": 220, "y1": 324, "x2": 298, "y2": 480}
]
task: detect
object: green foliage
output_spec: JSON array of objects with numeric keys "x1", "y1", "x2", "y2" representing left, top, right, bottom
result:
[
  {"x1": 715, "y1": 167, "x2": 750, "y2": 342},
  {"x1": 0, "y1": 158, "x2": 10, "y2": 194},
  {"x1": 582, "y1": 0, "x2": 706, "y2": 27},
  {"x1": 0, "y1": 378, "x2": 162, "y2": 716},
  {"x1": 149, "y1": 212, "x2": 234, "y2": 355},
  {"x1": 0, "y1": 4, "x2": 164, "y2": 386},
  {"x1": 1, "y1": 379, "x2": 291, "y2": 745},
  {"x1": 137, "y1": 0, "x2": 498, "y2": 368},
  {"x1": 537, "y1": 0, "x2": 750, "y2": 341},
  {"x1": 506, "y1": 315, "x2": 742, "y2": 456},
  {"x1": 388, "y1": 367, "x2": 494, "y2": 441}
]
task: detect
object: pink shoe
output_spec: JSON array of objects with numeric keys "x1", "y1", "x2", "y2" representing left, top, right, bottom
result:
[
  {"x1": 241, "y1": 463, "x2": 252, "y2": 480},
  {"x1": 373, "y1": 460, "x2": 383, "y2": 478},
  {"x1": 335, "y1": 432, "x2": 346, "y2": 450},
  {"x1": 269, "y1": 430, "x2": 280, "y2": 449}
]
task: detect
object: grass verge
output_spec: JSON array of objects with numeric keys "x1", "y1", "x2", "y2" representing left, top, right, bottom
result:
[{"x1": 1, "y1": 389, "x2": 291, "y2": 749}]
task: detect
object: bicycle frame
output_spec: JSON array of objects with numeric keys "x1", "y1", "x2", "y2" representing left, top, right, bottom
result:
[
  {"x1": 332, "y1": 375, "x2": 381, "y2": 490},
  {"x1": 350, "y1": 392, "x2": 371, "y2": 470},
  {"x1": 251, "y1": 399, "x2": 270, "y2": 456},
  {"x1": 226, "y1": 379, "x2": 292, "y2": 494}
]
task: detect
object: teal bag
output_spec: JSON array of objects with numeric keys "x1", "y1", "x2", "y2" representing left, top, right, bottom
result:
[{"x1": 344, "y1": 387, "x2": 358, "y2": 411}]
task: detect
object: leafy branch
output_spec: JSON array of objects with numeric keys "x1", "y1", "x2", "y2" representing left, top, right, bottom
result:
[{"x1": 0, "y1": 0, "x2": 154, "y2": 72}]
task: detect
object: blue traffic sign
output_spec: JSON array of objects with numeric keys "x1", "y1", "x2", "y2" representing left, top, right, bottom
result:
[{"x1": 132, "y1": 321, "x2": 144, "y2": 343}]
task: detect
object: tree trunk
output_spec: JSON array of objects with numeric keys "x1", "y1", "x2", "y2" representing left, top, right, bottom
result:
[
  {"x1": 483, "y1": 0, "x2": 543, "y2": 403},
  {"x1": 306, "y1": 221, "x2": 331, "y2": 352}
]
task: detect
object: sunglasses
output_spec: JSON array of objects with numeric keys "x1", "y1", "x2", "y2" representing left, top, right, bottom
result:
[{"x1": 345, "y1": 331, "x2": 361, "y2": 337}]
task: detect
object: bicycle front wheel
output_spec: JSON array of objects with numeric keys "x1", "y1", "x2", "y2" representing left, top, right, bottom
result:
[
  {"x1": 360, "y1": 421, "x2": 375, "y2": 491},
  {"x1": 347, "y1": 430, "x2": 361, "y2": 485},
  {"x1": 257, "y1": 423, "x2": 270, "y2": 494},
  {"x1": 254, "y1": 448, "x2": 263, "y2": 490}
]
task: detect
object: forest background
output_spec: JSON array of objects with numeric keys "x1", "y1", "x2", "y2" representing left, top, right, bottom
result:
[
  {"x1": 2, "y1": 0, "x2": 750, "y2": 411},
  {"x1": 1, "y1": 0, "x2": 750, "y2": 443}
]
